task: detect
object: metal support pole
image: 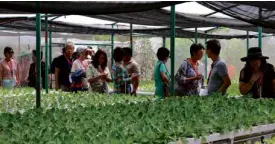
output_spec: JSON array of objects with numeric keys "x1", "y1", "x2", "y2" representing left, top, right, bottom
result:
[
  {"x1": 49, "y1": 31, "x2": 52, "y2": 89},
  {"x1": 246, "y1": 31, "x2": 249, "y2": 55},
  {"x1": 18, "y1": 31, "x2": 20, "y2": 55},
  {"x1": 162, "y1": 37, "x2": 166, "y2": 47},
  {"x1": 170, "y1": 5, "x2": 176, "y2": 96},
  {"x1": 258, "y1": 8, "x2": 262, "y2": 49},
  {"x1": 195, "y1": 27, "x2": 198, "y2": 44},
  {"x1": 204, "y1": 32, "x2": 208, "y2": 80},
  {"x1": 130, "y1": 23, "x2": 133, "y2": 55},
  {"x1": 45, "y1": 14, "x2": 49, "y2": 93},
  {"x1": 35, "y1": 4, "x2": 41, "y2": 108},
  {"x1": 258, "y1": 27, "x2": 262, "y2": 49},
  {"x1": 111, "y1": 24, "x2": 115, "y2": 66}
]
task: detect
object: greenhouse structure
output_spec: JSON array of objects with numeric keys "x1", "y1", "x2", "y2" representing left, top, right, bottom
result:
[{"x1": 0, "y1": 1, "x2": 275, "y2": 143}]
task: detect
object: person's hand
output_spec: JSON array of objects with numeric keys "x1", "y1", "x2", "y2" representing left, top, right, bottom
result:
[
  {"x1": 86, "y1": 49, "x2": 93, "y2": 54},
  {"x1": 195, "y1": 74, "x2": 203, "y2": 80},
  {"x1": 24, "y1": 77, "x2": 29, "y2": 83},
  {"x1": 131, "y1": 74, "x2": 139, "y2": 80},
  {"x1": 86, "y1": 49, "x2": 95, "y2": 56},
  {"x1": 99, "y1": 73, "x2": 108, "y2": 80},
  {"x1": 250, "y1": 72, "x2": 262, "y2": 83},
  {"x1": 165, "y1": 91, "x2": 170, "y2": 98}
]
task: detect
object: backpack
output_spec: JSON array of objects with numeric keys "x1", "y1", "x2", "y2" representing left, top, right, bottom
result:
[{"x1": 71, "y1": 69, "x2": 86, "y2": 83}]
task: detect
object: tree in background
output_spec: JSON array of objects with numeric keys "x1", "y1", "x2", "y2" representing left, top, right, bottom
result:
[
  {"x1": 133, "y1": 37, "x2": 156, "y2": 80},
  {"x1": 166, "y1": 38, "x2": 194, "y2": 73}
]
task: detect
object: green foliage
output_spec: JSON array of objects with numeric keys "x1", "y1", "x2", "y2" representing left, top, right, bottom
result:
[
  {"x1": 1, "y1": 92, "x2": 275, "y2": 143},
  {"x1": 138, "y1": 80, "x2": 155, "y2": 92},
  {"x1": 115, "y1": 35, "x2": 132, "y2": 42},
  {"x1": 227, "y1": 82, "x2": 241, "y2": 97},
  {"x1": 108, "y1": 80, "x2": 155, "y2": 92},
  {"x1": 92, "y1": 35, "x2": 111, "y2": 41},
  {"x1": 263, "y1": 137, "x2": 275, "y2": 144},
  {"x1": 250, "y1": 136, "x2": 275, "y2": 144},
  {"x1": 0, "y1": 89, "x2": 153, "y2": 113},
  {"x1": 109, "y1": 80, "x2": 240, "y2": 95},
  {"x1": 92, "y1": 34, "x2": 135, "y2": 42}
]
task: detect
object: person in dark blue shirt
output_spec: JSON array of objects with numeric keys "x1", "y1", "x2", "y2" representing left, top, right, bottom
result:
[{"x1": 54, "y1": 42, "x2": 75, "y2": 92}]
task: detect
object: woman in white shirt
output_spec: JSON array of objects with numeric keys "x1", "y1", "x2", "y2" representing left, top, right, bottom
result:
[
  {"x1": 71, "y1": 47, "x2": 92, "y2": 92},
  {"x1": 86, "y1": 49, "x2": 112, "y2": 93}
]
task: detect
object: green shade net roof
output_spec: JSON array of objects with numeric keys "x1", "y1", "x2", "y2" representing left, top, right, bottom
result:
[
  {"x1": 198, "y1": 2, "x2": 275, "y2": 29},
  {"x1": 0, "y1": 17, "x2": 263, "y2": 39},
  {"x1": 0, "y1": 1, "x2": 183, "y2": 15}
]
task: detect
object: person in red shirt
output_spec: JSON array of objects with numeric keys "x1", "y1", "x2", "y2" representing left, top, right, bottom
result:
[{"x1": 228, "y1": 64, "x2": 236, "y2": 80}]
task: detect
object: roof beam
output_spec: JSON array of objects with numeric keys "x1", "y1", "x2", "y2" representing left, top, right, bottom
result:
[
  {"x1": 204, "y1": 27, "x2": 219, "y2": 33},
  {"x1": 49, "y1": 15, "x2": 64, "y2": 21},
  {"x1": 263, "y1": 13, "x2": 275, "y2": 20},
  {"x1": 201, "y1": 4, "x2": 239, "y2": 17},
  {"x1": 105, "y1": 22, "x2": 118, "y2": 25}
]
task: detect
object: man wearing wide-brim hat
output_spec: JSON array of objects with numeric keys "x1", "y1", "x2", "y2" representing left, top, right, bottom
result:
[{"x1": 239, "y1": 47, "x2": 275, "y2": 98}]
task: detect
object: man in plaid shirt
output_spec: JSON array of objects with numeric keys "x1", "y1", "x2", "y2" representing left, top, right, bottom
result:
[{"x1": 112, "y1": 47, "x2": 138, "y2": 94}]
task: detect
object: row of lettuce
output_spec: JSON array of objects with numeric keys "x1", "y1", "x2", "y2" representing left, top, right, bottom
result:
[{"x1": 0, "y1": 89, "x2": 275, "y2": 143}]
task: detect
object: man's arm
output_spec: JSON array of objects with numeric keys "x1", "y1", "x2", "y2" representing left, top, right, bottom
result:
[
  {"x1": 217, "y1": 63, "x2": 231, "y2": 93},
  {"x1": 132, "y1": 63, "x2": 140, "y2": 93},
  {"x1": 161, "y1": 72, "x2": 170, "y2": 85},
  {"x1": 132, "y1": 76, "x2": 140, "y2": 93},
  {"x1": 218, "y1": 75, "x2": 231, "y2": 93}
]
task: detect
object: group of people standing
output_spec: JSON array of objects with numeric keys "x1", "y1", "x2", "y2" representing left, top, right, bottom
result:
[
  {"x1": 51, "y1": 42, "x2": 140, "y2": 94},
  {"x1": 0, "y1": 42, "x2": 141, "y2": 95},
  {"x1": 154, "y1": 39, "x2": 275, "y2": 99},
  {"x1": 0, "y1": 47, "x2": 46, "y2": 88},
  {"x1": 0, "y1": 39, "x2": 274, "y2": 99}
]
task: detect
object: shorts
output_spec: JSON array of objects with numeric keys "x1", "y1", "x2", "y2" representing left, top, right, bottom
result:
[{"x1": 2, "y1": 79, "x2": 16, "y2": 88}]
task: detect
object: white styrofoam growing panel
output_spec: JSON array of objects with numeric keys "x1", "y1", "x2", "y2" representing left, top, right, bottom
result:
[{"x1": 169, "y1": 123, "x2": 275, "y2": 144}]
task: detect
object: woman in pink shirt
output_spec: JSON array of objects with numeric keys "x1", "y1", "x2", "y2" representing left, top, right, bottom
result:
[{"x1": 0, "y1": 47, "x2": 20, "y2": 88}]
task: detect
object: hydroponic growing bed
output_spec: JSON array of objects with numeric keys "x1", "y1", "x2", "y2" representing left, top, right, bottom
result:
[{"x1": 1, "y1": 89, "x2": 275, "y2": 143}]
